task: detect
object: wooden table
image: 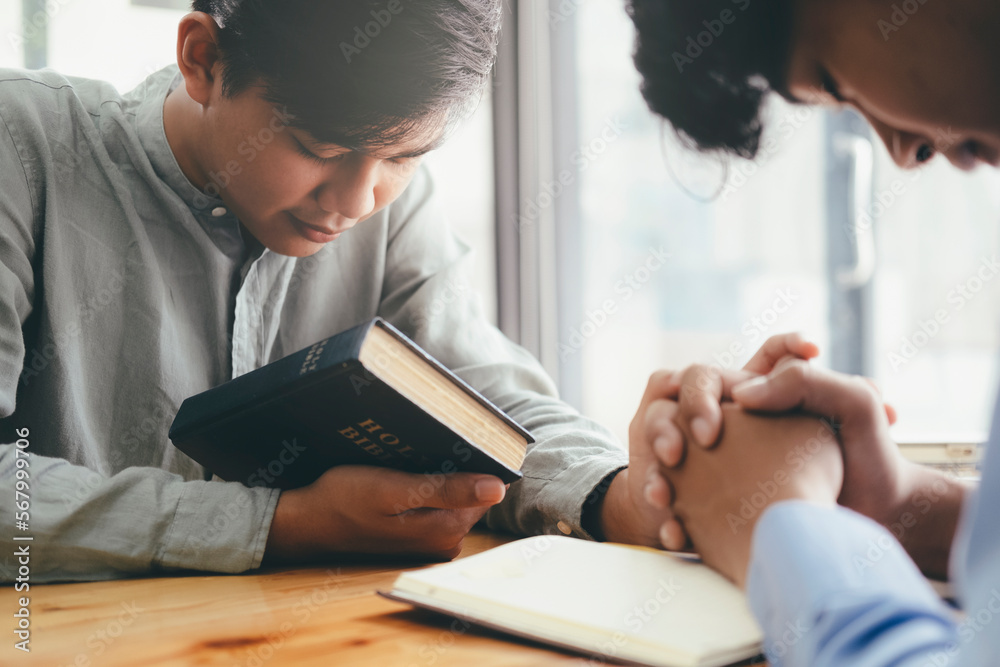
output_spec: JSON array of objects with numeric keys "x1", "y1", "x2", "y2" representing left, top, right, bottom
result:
[{"x1": 1, "y1": 531, "x2": 602, "y2": 666}]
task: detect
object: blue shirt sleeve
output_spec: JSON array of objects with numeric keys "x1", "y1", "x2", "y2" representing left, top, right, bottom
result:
[
  {"x1": 745, "y1": 382, "x2": 1000, "y2": 667},
  {"x1": 745, "y1": 501, "x2": 960, "y2": 667},
  {"x1": 948, "y1": 415, "x2": 1000, "y2": 667}
]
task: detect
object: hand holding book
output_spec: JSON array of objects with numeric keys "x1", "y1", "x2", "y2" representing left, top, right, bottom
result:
[
  {"x1": 168, "y1": 318, "x2": 526, "y2": 564},
  {"x1": 264, "y1": 465, "x2": 508, "y2": 565}
]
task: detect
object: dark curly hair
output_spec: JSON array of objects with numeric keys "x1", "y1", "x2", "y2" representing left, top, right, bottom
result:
[
  {"x1": 191, "y1": 0, "x2": 502, "y2": 149},
  {"x1": 627, "y1": 0, "x2": 796, "y2": 159}
]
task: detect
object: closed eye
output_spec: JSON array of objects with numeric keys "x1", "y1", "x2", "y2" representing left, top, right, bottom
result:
[
  {"x1": 819, "y1": 67, "x2": 846, "y2": 103},
  {"x1": 293, "y1": 136, "x2": 348, "y2": 165}
]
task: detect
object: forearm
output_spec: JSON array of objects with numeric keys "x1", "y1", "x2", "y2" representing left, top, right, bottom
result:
[
  {"x1": 478, "y1": 389, "x2": 628, "y2": 538},
  {"x1": 592, "y1": 468, "x2": 668, "y2": 546},
  {"x1": 375, "y1": 168, "x2": 627, "y2": 540},
  {"x1": 0, "y1": 444, "x2": 279, "y2": 582},
  {"x1": 748, "y1": 502, "x2": 959, "y2": 667},
  {"x1": 880, "y1": 462, "x2": 969, "y2": 580}
]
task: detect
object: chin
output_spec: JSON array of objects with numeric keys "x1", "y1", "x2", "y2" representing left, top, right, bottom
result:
[
  {"x1": 246, "y1": 224, "x2": 327, "y2": 258},
  {"x1": 267, "y1": 238, "x2": 327, "y2": 258}
]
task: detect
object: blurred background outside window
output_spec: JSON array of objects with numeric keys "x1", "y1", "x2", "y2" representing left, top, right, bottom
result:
[{"x1": 557, "y1": 1, "x2": 1000, "y2": 447}]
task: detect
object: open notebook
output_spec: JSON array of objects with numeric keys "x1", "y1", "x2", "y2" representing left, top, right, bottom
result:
[{"x1": 380, "y1": 535, "x2": 763, "y2": 667}]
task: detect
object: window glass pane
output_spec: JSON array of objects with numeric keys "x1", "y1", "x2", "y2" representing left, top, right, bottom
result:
[
  {"x1": 568, "y1": 2, "x2": 1000, "y2": 446},
  {"x1": 424, "y1": 92, "x2": 498, "y2": 324},
  {"x1": 571, "y1": 2, "x2": 829, "y2": 444},
  {"x1": 1, "y1": 2, "x2": 24, "y2": 69},
  {"x1": 47, "y1": 0, "x2": 185, "y2": 92},
  {"x1": 871, "y1": 154, "x2": 1000, "y2": 440}
]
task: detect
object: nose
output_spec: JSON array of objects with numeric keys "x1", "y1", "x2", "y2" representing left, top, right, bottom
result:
[
  {"x1": 316, "y1": 154, "x2": 378, "y2": 221},
  {"x1": 865, "y1": 115, "x2": 934, "y2": 169}
]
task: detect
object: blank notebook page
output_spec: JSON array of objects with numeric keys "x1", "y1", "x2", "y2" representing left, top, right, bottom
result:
[{"x1": 388, "y1": 535, "x2": 763, "y2": 667}]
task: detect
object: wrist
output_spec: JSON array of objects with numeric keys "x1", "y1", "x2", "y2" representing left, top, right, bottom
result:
[
  {"x1": 879, "y1": 462, "x2": 969, "y2": 578},
  {"x1": 861, "y1": 458, "x2": 931, "y2": 527},
  {"x1": 263, "y1": 488, "x2": 311, "y2": 565},
  {"x1": 597, "y1": 468, "x2": 662, "y2": 546},
  {"x1": 580, "y1": 467, "x2": 624, "y2": 541}
]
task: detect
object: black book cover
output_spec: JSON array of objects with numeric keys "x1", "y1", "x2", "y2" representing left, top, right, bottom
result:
[{"x1": 168, "y1": 319, "x2": 529, "y2": 488}]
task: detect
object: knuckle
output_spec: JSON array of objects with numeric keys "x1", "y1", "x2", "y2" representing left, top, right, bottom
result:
[
  {"x1": 759, "y1": 334, "x2": 781, "y2": 352},
  {"x1": 678, "y1": 383, "x2": 699, "y2": 404},
  {"x1": 684, "y1": 363, "x2": 712, "y2": 379},
  {"x1": 781, "y1": 358, "x2": 811, "y2": 382},
  {"x1": 644, "y1": 399, "x2": 678, "y2": 439},
  {"x1": 645, "y1": 369, "x2": 675, "y2": 396},
  {"x1": 678, "y1": 382, "x2": 713, "y2": 411},
  {"x1": 649, "y1": 369, "x2": 673, "y2": 386},
  {"x1": 683, "y1": 364, "x2": 720, "y2": 393},
  {"x1": 847, "y1": 376, "x2": 882, "y2": 412},
  {"x1": 434, "y1": 479, "x2": 457, "y2": 507},
  {"x1": 767, "y1": 331, "x2": 794, "y2": 347},
  {"x1": 645, "y1": 398, "x2": 678, "y2": 424},
  {"x1": 677, "y1": 384, "x2": 703, "y2": 409}
]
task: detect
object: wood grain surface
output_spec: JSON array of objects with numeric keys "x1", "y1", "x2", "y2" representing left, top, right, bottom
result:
[{"x1": 1, "y1": 531, "x2": 601, "y2": 666}]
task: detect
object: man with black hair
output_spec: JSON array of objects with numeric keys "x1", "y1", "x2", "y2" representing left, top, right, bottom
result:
[
  {"x1": 624, "y1": 0, "x2": 1000, "y2": 664},
  {"x1": 0, "y1": 0, "x2": 811, "y2": 582},
  {"x1": 0, "y1": 0, "x2": 622, "y2": 581}
]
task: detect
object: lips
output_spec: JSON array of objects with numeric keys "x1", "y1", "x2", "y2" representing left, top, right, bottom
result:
[
  {"x1": 287, "y1": 212, "x2": 346, "y2": 243},
  {"x1": 300, "y1": 220, "x2": 339, "y2": 235}
]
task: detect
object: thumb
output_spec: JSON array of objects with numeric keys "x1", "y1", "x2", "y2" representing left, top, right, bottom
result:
[
  {"x1": 730, "y1": 374, "x2": 790, "y2": 410},
  {"x1": 732, "y1": 357, "x2": 828, "y2": 412},
  {"x1": 418, "y1": 474, "x2": 506, "y2": 510},
  {"x1": 731, "y1": 361, "x2": 889, "y2": 437},
  {"x1": 742, "y1": 332, "x2": 820, "y2": 375}
]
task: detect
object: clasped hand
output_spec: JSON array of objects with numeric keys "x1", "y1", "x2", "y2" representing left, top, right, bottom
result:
[{"x1": 627, "y1": 333, "x2": 910, "y2": 585}]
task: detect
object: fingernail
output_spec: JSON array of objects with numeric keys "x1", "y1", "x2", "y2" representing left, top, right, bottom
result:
[
  {"x1": 475, "y1": 478, "x2": 505, "y2": 503},
  {"x1": 659, "y1": 522, "x2": 676, "y2": 550},
  {"x1": 643, "y1": 477, "x2": 667, "y2": 509},
  {"x1": 643, "y1": 480, "x2": 657, "y2": 507},
  {"x1": 653, "y1": 436, "x2": 676, "y2": 465},
  {"x1": 732, "y1": 376, "x2": 768, "y2": 402},
  {"x1": 691, "y1": 417, "x2": 712, "y2": 445}
]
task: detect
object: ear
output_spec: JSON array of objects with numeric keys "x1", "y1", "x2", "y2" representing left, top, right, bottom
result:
[{"x1": 175, "y1": 12, "x2": 223, "y2": 108}]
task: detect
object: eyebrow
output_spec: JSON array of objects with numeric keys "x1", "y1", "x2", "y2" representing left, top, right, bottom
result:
[
  {"x1": 294, "y1": 129, "x2": 436, "y2": 161},
  {"x1": 780, "y1": 66, "x2": 845, "y2": 106},
  {"x1": 385, "y1": 146, "x2": 434, "y2": 160}
]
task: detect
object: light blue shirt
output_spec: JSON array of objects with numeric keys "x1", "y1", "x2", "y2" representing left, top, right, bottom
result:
[{"x1": 745, "y1": 396, "x2": 1000, "y2": 665}]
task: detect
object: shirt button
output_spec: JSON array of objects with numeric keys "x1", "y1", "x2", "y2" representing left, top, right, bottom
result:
[{"x1": 211, "y1": 206, "x2": 227, "y2": 217}]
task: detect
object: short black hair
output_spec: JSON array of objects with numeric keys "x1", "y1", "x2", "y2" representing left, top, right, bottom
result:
[
  {"x1": 191, "y1": 0, "x2": 502, "y2": 149},
  {"x1": 626, "y1": 0, "x2": 795, "y2": 159}
]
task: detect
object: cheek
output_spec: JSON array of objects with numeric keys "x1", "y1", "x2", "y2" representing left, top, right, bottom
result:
[{"x1": 230, "y1": 152, "x2": 319, "y2": 211}]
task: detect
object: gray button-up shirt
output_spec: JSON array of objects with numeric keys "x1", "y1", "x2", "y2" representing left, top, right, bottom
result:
[{"x1": 0, "y1": 66, "x2": 626, "y2": 582}]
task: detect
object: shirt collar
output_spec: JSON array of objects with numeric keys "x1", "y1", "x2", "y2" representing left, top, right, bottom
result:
[{"x1": 130, "y1": 65, "x2": 250, "y2": 260}]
